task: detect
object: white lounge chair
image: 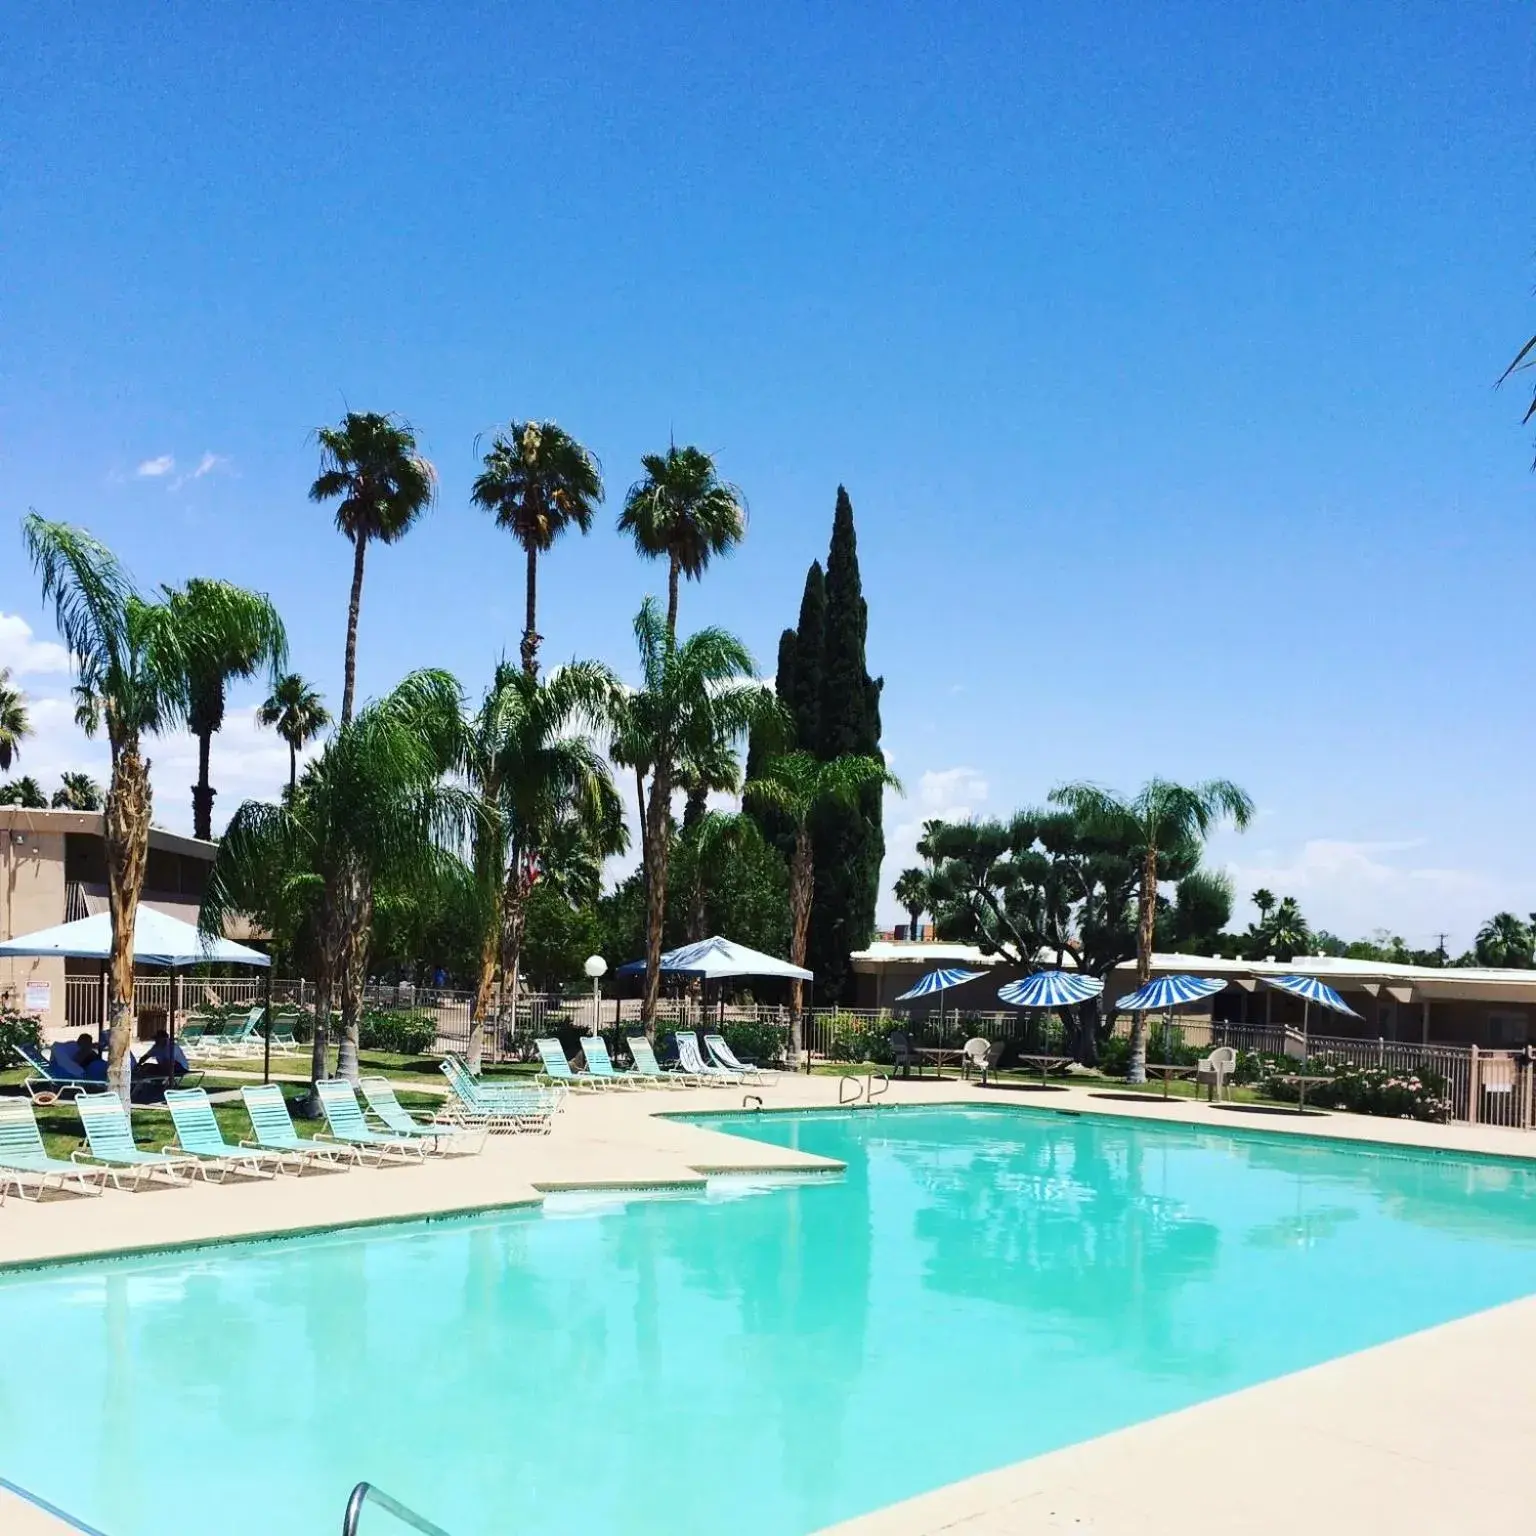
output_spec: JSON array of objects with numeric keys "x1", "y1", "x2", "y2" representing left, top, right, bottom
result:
[{"x1": 704, "y1": 1032, "x2": 779, "y2": 1084}]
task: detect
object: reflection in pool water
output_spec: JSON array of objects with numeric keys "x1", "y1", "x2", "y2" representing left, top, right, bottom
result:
[{"x1": 2, "y1": 1104, "x2": 1535, "y2": 1536}]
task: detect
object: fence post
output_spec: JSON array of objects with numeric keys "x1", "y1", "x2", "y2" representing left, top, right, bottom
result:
[
  {"x1": 1468, "y1": 1044, "x2": 1480, "y2": 1126},
  {"x1": 1524, "y1": 1049, "x2": 1535, "y2": 1131}
]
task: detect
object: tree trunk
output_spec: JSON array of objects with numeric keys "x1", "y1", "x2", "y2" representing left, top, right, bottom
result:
[
  {"x1": 640, "y1": 765, "x2": 672, "y2": 1032},
  {"x1": 787, "y1": 826, "x2": 814, "y2": 1054},
  {"x1": 334, "y1": 859, "x2": 371, "y2": 1081},
  {"x1": 103, "y1": 743, "x2": 151, "y2": 1104},
  {"x1": 906, "y1": 905, "x2": 923, "y2": 941},
  {"x1": 1128, "y1": 846, "x2": 1158, "y2": 1085},
  {"x1": 520, "y1": 544, "x2": 540, "y2": 678},
  {"x1": 192, "y1": 729, "x2": 215, "y2": 840},
  {"x1": 308, "y1": 954, "x2": 333, "y2": 1105},
  {"x1": 287, "y1": 740, "x2": 298, "y2": 795},
  {"x1": 340, "y1": 534, "x2": 368, "y2": 727},
  {"x1": 666, "y1": 554, "x2": 680, "y2": 640}
]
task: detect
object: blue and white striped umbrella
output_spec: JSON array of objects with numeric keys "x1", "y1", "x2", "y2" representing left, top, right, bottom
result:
[
  {"x1": 997, "y1": 971, "x2": 1104, "y2": 1008},
  {"x1": 1264, "y1": 975, "x2": 1360, "y2": 1018},
  {"x1": 1115, "y1": 974, "x2": 1228, "y2": 1012},
  {"x1": 895, "y1": 968, "x2": 985, "y2": 1002}
]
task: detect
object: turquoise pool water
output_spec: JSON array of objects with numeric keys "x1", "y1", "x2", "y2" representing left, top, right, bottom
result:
[{"x1": 5, "y1": 1104, "x2": 1536, "y2": 1535}]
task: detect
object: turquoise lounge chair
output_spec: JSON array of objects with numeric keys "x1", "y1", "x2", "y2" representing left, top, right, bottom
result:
[
  {"x1": 75, "y1": 1092, "x2": 201, "y2": 1190},
  {"x1": 536, "y1": 1037, "x2": 615, "y2": 1090},
  {"x1": 264, "y1": 1012, "x2": 300, "y2": 1047},
  {"x1": 315, "y1": 1081, "x2": 427, "y2": 1164},
  {"x1": 13, "y1": 1044, "x2": 90, "y2": 1101},
  {"x1": 439, "y1": 1054, "x2": 563, "y2": 1133},
  {"x1": 360, "y1": 1078, "x2": 484, "y2": 1155},
  {"x1": 580, "y1": 1035, "x2": 645, "y2": 1088},
  {"x1": 625, "y1": 1034, "x2": 700, "y2": 1087},
  {"x1": 675, "y1": 1030, "x2": 740, "y2": 1083},
  {"x1": 0, "y1": 1099, "x2": 106, "y2": 1199},
  {"x1": 164, "y1": 1088, "x2": 284, "y2": 1179},
  {"x1": 206, "y1": 1008, "x2": 264, "y2": 1057},
  {"x1": 240, "y1": 1084, "x2": 358, "y2": 1168},
  {"x1": 705, "y1": 1032, "x2": 780, "y2": 1084}
]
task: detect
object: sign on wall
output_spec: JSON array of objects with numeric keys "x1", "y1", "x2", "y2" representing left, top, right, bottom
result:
[{"x1": 23, "y1": 981, "x2": 50, "y2": 1013}]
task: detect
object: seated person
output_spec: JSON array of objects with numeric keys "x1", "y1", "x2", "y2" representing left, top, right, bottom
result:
[
  {"x1": 46, "y1": 1038, "x2": 87, "y2": 1080},
  {"x1": 71, "y1": 1032, "x2": 110, "y2": 1082},
  {"x1": 135, "y1": 1028, "x2": 191, "y2": 1082}
]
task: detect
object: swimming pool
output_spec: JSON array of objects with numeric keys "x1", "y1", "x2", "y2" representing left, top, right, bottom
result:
[{"x1": 4, "y1": 1104, "x2": 1536, "y2": 1535}]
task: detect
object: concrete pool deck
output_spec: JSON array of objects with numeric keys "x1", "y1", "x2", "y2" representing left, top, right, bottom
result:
[{"x1": 3, "y1": 1071, "x2": 1536, "y2": 1534}]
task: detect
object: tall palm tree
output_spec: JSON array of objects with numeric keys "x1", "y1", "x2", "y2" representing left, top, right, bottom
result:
[
  {"x1": 618, "y1": 444, "x2": 746, "y2": 640},
  {"x1": 166, "y1": 578, "x2": 287, "y2": 839},
  {"x1": 1050, "y1": 777, "x2": 1253, "y2": 1083},
  {"x1": 1251, "y1": 887, "x2": 1276, "y2": 926},
  {"x1": 1263, "y1": 895, "x2": 1312, "y2": 962},
  {"x1": 1475, "y1": 911, "x2": 1534, "y2": 969},
  {"x1": 745, "y1": 752, "x2": 900, "y2": 1031},
  {"x1": 258, "y1": 673, "x2": 331, "y2": 794},
  {"x1": 51, "y1": 772, "x2": 103, "y2": 810},
  {"x1": 894, "y1": 867, "x2": 927, "y2": 940},
  {"x1": 676, "y1": 728, "x2": 741, "y2": 835},
  {"x1": 463, "y1": 660, "x2": 626, "y2": 1070},
  {"x1": 24, "y1": 514, "x2": 279, "y2": 1099},
  {"x1": 204, "y1": 670, "x2": 476, "y2": 1087},
  {"x1": 0, "y1": 776, "x2": 46, "y2": 808},
  {"x1": 310, "y1": 411, "x2": 437, "y2": 726},
  {"x1": 0, "y1": 668, "x2": 30, "y2": 772},
  {"x1": 679, "y1": 809, "x2": 765, "y2": 943},
  {"x1": 470, "y1": 422, "x2": 604, "y2": 677},
  {"x1": 615, "y1": 598, "x2": 782, "y2": 1026}
]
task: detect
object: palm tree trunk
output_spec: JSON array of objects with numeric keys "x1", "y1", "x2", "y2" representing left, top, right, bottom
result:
[
  {"x1": 334, "y1": 860, "x2": 371, "y2": 1082},
  {"x1": 641, "y1": 766, "x2": 672, "y2": 1032},
  {"x1": 1128, "y1": 845, "x2": 1158, "y2": 1085},
  {"x1": 103, "y1": 742, "x2": 151, "y2": 1103},
  {"x1": 192, "y1": 729, "x2": 215, "y2": 840},
  {"x1": 666, "y1": 554, "x2": 680, "y2": 641},
  {"x1": 340, "y1": 534, "x2": 368, "y2": 727},
  {"x1": 520, "y1": 545, "x2": 540, "y2": 678},
  {"x1": 468, "y1": 818, "x2": 503, "y2": 1074},
  {"x1": 287, "y1": 740, "x2": 298, "y2": 795},
  {"x1": 787, "y1": 826, "x2": 814, "y2": 1053}
]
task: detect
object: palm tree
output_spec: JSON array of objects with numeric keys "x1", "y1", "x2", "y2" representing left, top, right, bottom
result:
[
  {"x1": 1263, "y1": 895, "x2": 1312, "y2": 962},
  {"x1": 204, "y1": 670, "x2": 477, "y2": 1087},
  {"x1": 0, "y1": 775, "x2": 46, "y2": 808},
  {"x1": 258, "y1": 673, "x2": 331, "y2": 794},
  {"x1": 1251, "y1": 887, "x2": 1276, "y2": 926},
  {"x1": 310, "y1": 411, "x2": 437, "y2": 726},
  {"x1": 615, "y1": 598, "x2": 782, "y2": 1026},
  {"x1": 165, "y1": 578, "x2": 287, "y2": 839},
  {"x1": 24, "y1": 514, "x2": 280, "y2": 1099},
  {"x1": 746, "y1": 752, "x2": 901, "y2": 1034},
  {"x1": 618, "y1": 444, "x2": 746, "y2": 640},
  {"x1": 1475, "y1": 911, "x2": 1534, "y2": 969},
  {"x1": 470, "y1": 422, "x2": 604, "y2": 677},
  {"x1": 680, "y1": 809, "x2": 764, "y2": 943},
  {"x1": 676, "y1": 728, "x2": 741, "y2": 835},
  {"x1": 894, "y1": 867, "x2": 927, "y2": 940},
  {"x1": 51, "y1": 772, "x2": 103, "y2": 810},
  {"x1": 0, "y1": 668, "x2": 30, "y2": 772},
  {"x1": 463, "y1": 660, "x2": 625, "y2": 1070},
  {"x1": 1050, "y1": 777, "x2": 1254, "y2": 1083}
]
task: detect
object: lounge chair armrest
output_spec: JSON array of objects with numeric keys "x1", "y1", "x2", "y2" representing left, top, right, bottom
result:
[{"x1": 70, "y1": 1148, "x2": 97, "y2": 1165}]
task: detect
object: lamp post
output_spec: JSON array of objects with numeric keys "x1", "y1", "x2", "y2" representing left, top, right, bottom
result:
[{"x1": 584, "y1": 955, "x2": 607, "y2": 1037}]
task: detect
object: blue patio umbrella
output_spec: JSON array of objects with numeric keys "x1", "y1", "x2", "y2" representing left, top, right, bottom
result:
[
  {"x1": 996, "y1": 971, "x2": 1103, "y2": 1008},
  {"x1": 1115, "y1": 975, "x2": 1227, "y2": 1012},
  {"x1": 894, "y1": 968, "x2": 985, "y2": 1041},
  {"x1": 1263, "y1": 974, "x2": 1360, "y2": 1058}
]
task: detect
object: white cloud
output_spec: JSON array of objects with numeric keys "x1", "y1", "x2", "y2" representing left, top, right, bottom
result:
[
  {"x1": 877, "y1": 764, "x2": 989, "y2": 924},
  {"x1": 1219, "y1": 837, "x2": 1517, "y2": 954},
  {"x1": 191, "y1": 452, "x2": 226, "y2": 479},
  {"x1": 0, "y1": 614, "x2": 72, "y2": 677},
  {"x1": 136, "y1": 455, "x2": 175, "y2": 478}
]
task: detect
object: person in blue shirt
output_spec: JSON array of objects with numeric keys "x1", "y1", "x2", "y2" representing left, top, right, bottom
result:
[{"x1": 136, "y1": 1029, "x2": 190, "y2": 1084}]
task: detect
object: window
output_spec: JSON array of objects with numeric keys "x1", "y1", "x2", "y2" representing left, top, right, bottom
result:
[{"x1": 1487, "y1": 1013, "x2": 1530, "y2": 1047}]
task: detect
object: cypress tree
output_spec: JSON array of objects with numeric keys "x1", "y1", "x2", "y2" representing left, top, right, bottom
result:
[
  {"x1": 789, "y1": 561, "x2": 825, "y2": 752},
  {"x1": 807, "y1": 487, "x2": 884, "y2": 1003}
]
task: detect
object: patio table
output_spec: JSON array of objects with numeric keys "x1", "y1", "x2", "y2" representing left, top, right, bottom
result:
[
  {"x1": 1014, "y1": 1053, "x2": 1074, "y2": 1086},
  {"x1": 1144, "y1": 1062, "x2": 1196, "y2": 1099},
  {"x1": 1277, "y1": 1073, "x2": 1331, "y2": 1114},
  {"x1": 914, "y1": 1046, "x2": 966, "y2": 1080}
]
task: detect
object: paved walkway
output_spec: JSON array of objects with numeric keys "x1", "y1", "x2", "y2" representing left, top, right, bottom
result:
[{"x1": 4, "y1": 1072, "x2": 1536, "y2": 1534}]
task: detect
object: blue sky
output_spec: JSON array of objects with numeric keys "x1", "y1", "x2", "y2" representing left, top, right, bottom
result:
[{"x1": 2, "y1": 3, "x2": 1532, "y2": 949}]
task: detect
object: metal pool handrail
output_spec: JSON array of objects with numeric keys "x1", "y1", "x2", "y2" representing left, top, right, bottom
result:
[{"x1": 342, "y1": 1482, "x2": 453, "y2": 1536}]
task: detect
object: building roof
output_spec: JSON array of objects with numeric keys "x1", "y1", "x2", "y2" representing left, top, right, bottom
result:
[
  {"x1": 1128, "y1": 952, "x2": 1536, "y2": 1005},
  {"x1": 850, "y1": 941, "x2": 1009, "y2": 969},
  {"x1": 0, "y1": 806, "x2": 217, "y2": 860}
]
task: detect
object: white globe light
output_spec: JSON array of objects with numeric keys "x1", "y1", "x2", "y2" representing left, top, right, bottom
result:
[{"x1": 584, "y1": 955, "x2": 608, "y2": 979}]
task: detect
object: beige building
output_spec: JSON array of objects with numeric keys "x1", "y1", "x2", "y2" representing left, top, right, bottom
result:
[
  {"x1": 850, "y1": 940, "x2": 1536, "y2": 1048},
  {"x1": 0, "y1": 807, "x2": 220, "y2": 1036}
]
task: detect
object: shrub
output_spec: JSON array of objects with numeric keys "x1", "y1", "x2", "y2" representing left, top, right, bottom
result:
[
  {"x1": 719, "y1": 1019, "x2": 788, "y2": 1068},
  {"x1": 1259, "y1": 1056, "x2": 1450, "y2": 1121},
  {"x1": 823, "y1": 1013, "x2": 892, "y2": 1064},
  {"x1": 0, "y1": 1006, "x2": 43, "y2": 1067},
  {"x1": 358, "y1": 1008, "x2": 436, "y2": 1056}
]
